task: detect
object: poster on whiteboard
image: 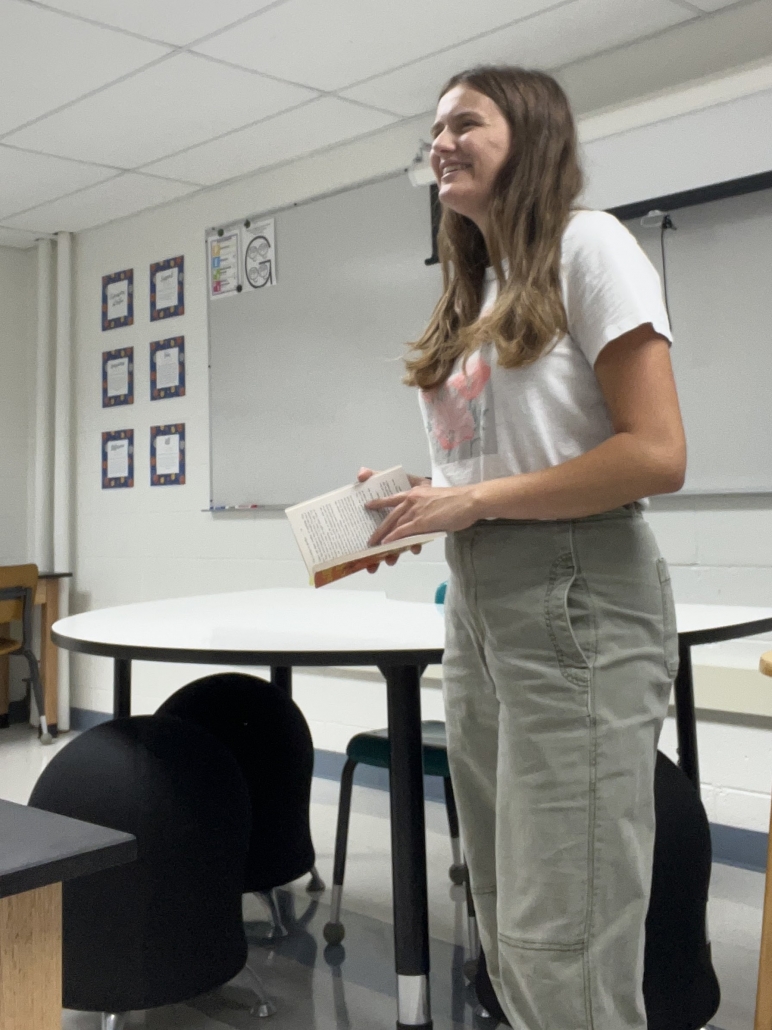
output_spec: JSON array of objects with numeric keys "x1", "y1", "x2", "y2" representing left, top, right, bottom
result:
[
  {"x1": 208, "y1": 231, "x2": 241, "y2": 299},
  {"x1": 242, "y1": 218, "x2": 276, "y2": 289}
]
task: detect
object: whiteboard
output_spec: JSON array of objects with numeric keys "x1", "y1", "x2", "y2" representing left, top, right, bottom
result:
[
  {"x1": 208, "y1": 174, "x2": 441, "y2": 507},
  {"x1": 208, "y1": 176, "x2": 772, "y2": 505},
  {"x1": 626, "y1": 185, "x2": 772, "y2": 494}
]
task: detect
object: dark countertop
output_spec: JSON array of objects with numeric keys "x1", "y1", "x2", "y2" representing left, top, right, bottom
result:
[{"x1": 0, "y1": 798, "x2": 136, "y2": 899}]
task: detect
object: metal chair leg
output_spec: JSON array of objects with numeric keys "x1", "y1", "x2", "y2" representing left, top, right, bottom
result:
[
  {"x1": 256, "y1": 889, "x2": 288, "y2": 939},
  {"x1": 443, "y1": 776, "x2": 466, "y2": 884},
  {"x1": 243, "y1": 960, "x2": 277, "y2": 1018},
  {"x1": 22, "y1": 650, "x2": 51, "y2": 744},
  {"x1": 323, "y1": 757, "x2": 357, "y2": 945},
  {"x1": 306, "y1": 864, "x2": 326, "y2": 893},
  {"x1": 101, "y1": 1014, "x2": 127, "y2": 1030}
]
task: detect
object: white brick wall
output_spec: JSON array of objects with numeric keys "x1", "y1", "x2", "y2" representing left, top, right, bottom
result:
[{"x1": 660, "y1": 717, "x2": 772, "y2": 832}]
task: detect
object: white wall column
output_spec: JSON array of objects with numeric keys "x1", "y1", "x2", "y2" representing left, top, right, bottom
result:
[
  {"x1": 53, "y1": 232, "x2": 72, "y2": 731},
  {"x1": 32, "y1": 238, "x2": 54, "y2": 571}
]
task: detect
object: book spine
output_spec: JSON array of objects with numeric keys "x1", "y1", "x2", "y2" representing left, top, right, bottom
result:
[
  {"x1": 313, "y1": 543, "x2": 415, "y2": 587},
  {"x1": 314, "y1": 554, "x2": 380, "y2": 587}
]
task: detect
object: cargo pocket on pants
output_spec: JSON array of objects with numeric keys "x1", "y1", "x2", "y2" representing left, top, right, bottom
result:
[{"x1": 545, "y1": 553, "x2": 595, "y2": 688}]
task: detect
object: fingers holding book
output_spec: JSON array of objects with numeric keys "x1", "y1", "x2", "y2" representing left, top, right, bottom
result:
[
  {"x1": 364, "y1": 544, "x2": 423, "y2": 574},
  {"x1": 366, "y1": 482, "x2": 479, "y2": 545},
  {"x1": 358, "y1": 467, "x2": 428, "y2": 569}
]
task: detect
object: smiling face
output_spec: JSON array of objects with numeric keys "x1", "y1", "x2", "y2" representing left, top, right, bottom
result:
[{"x1": 430, "y1": 84, "x2": 512, "y2": 233}]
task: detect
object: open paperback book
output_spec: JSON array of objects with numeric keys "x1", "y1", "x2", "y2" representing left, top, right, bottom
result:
[{"x1": 285, "y1": 466, "x2": 442, "y2": 587}]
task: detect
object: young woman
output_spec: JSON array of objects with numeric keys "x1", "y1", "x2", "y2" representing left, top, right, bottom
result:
[{"x1": 361, "y1": 65, "x2": 686, "y2": 1030}]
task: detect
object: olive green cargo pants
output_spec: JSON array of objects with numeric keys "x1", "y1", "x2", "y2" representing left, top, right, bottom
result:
[{"x1": 443, "y1": 507, "x2": 678, "y2": 1030}]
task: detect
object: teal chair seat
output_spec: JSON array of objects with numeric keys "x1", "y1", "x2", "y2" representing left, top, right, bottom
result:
[{"x1": 346, "y1": 721, "x2": 451, "y2": 779}]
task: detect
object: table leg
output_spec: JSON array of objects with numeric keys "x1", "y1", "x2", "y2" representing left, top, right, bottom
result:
[
  {"x1": 113, "y1": 659, "x2": 132, "y2": 718},
  {"x1": 382, "y1": 663, "x2": 432, "y2": 1030},
  {"x1": 674, "y1": 641, "x2": 700, "y2": 791},
  {"x1": 0, "y1": 624, "x2": 9, "y2": 729},
  {"x1": 270, "y1": 666, "x2": 292, "y2": 696},
  {"x1": 0, "y1": 882, "x2": 62, "y2": 1030},
  {"x1": 38, "y1": 579, "x2": 59, "y2": 738}
]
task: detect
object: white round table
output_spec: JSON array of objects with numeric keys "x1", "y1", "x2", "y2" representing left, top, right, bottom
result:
[
  {"x1": 52, "y1": 589, "x2": 772, "y2": 1030},
  {"x1": 54, "y1": 589, "x2": 443, "y2": 1029}
]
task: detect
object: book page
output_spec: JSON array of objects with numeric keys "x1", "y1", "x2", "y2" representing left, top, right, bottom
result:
[{"x1": 286, "y1": 467, "x2": 413, "y2": 568}]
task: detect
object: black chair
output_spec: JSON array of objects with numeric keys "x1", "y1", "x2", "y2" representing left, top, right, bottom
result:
[
  {"x1": 157, "y1": 672, "x2": 322, "y2": 936},
  {"x1": 28, "y1": 714, "x2": 269, "y2": 1030},
  {"x1": 473, "y1": 751, "x2": 721, "y2": 1030}
]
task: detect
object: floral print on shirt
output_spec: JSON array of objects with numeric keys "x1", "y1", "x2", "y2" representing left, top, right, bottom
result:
[{"x1": 421, "y1": 349, "x2": 498, "y2": 467}]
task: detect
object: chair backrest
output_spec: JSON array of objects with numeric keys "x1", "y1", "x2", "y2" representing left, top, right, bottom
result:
[
  {"x1": 0, "y1": 564, "x2": 38, "y2": 624},
  {"x1": 157, "y1": 672, "x2": 315, "y2": 892},
  {"x1": 29, "y1": 715, "x2": 251, "y2": 1012}
]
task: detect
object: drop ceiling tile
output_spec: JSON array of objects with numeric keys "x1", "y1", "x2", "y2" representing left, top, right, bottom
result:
[
  {"x1": 683, "y1": 0, "x2": 743, "y2": 9},
  {"x1": 341, "y1": 0, "x2": 695, "y2": 116},
  {"x1": 3, "y1": 53, "x2": 318, "y2": 168},
  {"x1": 2, "y1": 173, "x2": 198, "y2": 234},
  {"x1": 0, "y1": 226, "x2": 40, "y2": 249},
  {"x1": 195, "y1": 0, "x2": 563, "y2": 92},
  {"x1": 0, "y1": 0, "x2": 169, "y2": 136},
  {"x1": 37, "y1": 0, "x2": 281, "y2": 47},
  {"x1": 143, "y1": 97, "x2": 397, "y2": 186},
  {"x1": 0, "y1": 146, "x2": 115, "y2": 219}
]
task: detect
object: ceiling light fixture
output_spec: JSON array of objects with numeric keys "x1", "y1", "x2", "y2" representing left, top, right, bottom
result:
[{"x1": 408, "y1": 141, "x2": 435, "y2": 187}]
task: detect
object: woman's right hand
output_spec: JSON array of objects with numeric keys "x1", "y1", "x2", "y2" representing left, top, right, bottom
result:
[{"x1": 358, "y1": 467, "x2": 428, "y2": 573}]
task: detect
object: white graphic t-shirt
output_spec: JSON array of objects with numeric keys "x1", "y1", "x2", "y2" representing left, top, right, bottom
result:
[{"x1": 418, "y1": 210, "x2": 672, "y2": 488}]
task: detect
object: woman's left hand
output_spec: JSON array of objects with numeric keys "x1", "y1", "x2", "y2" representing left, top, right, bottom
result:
[{"x1": 367, "y1": 484, "x2": 479, "y2": 545}]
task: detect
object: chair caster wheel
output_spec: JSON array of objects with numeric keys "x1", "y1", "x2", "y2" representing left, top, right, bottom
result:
[
  {"x1": 251, "y1": 1000, "x2": 277, "y2": 1018},
  {"x1": 464, "y1": 957, "x2": 479, "y2": 982},
  {"x1": 449, "y1": 862, "x2": 466, "y2": 885},
  {"x1": 474, "y1": 1003, "x2": 500, "y2": 1026},
  {"x1": 323, "y1": 920, "x2": 345, "y2": 945},
  {"x1": 307, "y1": 868, "x2": 326, "y2": 893},
  {"x1": 265, "y1": 924, "x2": 289, "y2": 940}
]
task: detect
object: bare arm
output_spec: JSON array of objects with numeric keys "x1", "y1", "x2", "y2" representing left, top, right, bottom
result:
[{"x1": 368, "y1": 323, "x2": 686, "y2": 543}]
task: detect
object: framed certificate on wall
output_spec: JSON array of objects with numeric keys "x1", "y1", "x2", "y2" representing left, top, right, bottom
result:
[
  {"x1": 102, "y1": 347, "x2": 134, "y2": 407},
  {"x1": 150, "y1": 256, "x2": 184, "y2": 321},
  {"x1": 102, "y1": 269, "x2": 134, "y2": 330},
  {"x1": 150, "y1": 423, "x2": 185, "y2": 485},
  {"x1": 150, "y1": 336, "x2": 185, "y2": 400},
  {"x1": 102, "y1": 429, "x2": 134, "y2": 488}
]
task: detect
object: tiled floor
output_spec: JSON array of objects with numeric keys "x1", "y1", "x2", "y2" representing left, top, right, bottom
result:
[{"x1": 2, "y1": 723, "x2": 765, "y2": 1029}]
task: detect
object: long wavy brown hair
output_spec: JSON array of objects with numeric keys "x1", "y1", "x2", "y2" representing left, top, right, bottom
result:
[{"x1": 404, "y1": 66, "x2": 584, "y2": 390}]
